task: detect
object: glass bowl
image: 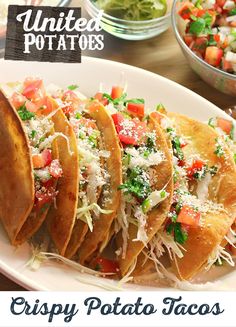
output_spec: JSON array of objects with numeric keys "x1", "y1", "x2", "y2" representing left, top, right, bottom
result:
[
  {"x1": 172, "y1": 0, "x2": 236, "y2": 96},
  {"x1": 84, "y1": 0, "x2": 172, "y2": 41}
]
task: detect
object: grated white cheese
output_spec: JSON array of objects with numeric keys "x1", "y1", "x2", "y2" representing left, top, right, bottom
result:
[{"x1": 125, "y1": 147, "x2": 165, "y2": 169}]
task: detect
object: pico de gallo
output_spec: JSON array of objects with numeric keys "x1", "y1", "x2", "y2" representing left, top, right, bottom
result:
[
  {"x1": 9, "y1": 77, "x2": 63, "y2": 214},
  {"x1": 179, "y1": 0, "x2": 236, "y2": 73}
]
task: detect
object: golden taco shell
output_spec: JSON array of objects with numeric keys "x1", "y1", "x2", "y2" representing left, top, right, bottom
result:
[
  {"x1": 168, "y1": 112, "x2": 236, "y2": 280},
  {"x1": 77, "y1": 102, "x2": 122, "y2": 264},
  {"x1": 118, "y1": 113, "x2": 173, "y2": 277},
  {"x1": 0, "y1": 90, "x2": 34, "y2": 243},
  {"x1": 47, "y1": 109, "x2": 79, "y2": 256}
]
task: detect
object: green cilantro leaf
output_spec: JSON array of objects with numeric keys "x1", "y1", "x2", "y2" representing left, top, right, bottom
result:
[
  {"x1": 125, "y1": 98, "x2": 145, "y2": 105},
  {"x1": 229, "y1": 8, "x2": 236, "y2": 16},
  {"x1": 18, "y1": 104, "x2": 35, "y2": 121},
  {"x1": 68, "y1": 84, "x2": 79, "y2": 90},
  {"x1": 119, "y1": 167, "x2": 151, "y2": 200},
  {"x1": 166, "y1": 222, "x2": 188, "y2": 245}
]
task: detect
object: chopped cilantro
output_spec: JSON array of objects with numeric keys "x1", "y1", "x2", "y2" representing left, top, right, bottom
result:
[
  {"x1": 189, "y1": 13, "x2": 212, "y2": 36},
  {"x1": 35, "y1": 136, "x2": 46, "y2": 148},
  {"x1": 173, "y1": 167, "x2": 179, "y2": 184},
  {"x1": 172, "y1": 136, "x2": 184, "y2": 161},
  {"x1": 208, "y1": 35, "x2": 217, "y2": 46},
  {"x1": 160, "y1": 190, "x2": 166, "y2": 198},
  {"x1": 103, "y1": 92, "x2": 127, "y2": 106},
  {"x1": 119, "y1": 167, "x2": 151, "y2": 200},
  {"x1": 88, "y1": 130, "x2": 100, "y2": 148},
  {"x1": 214, "y1": 139, "x2": 224, "y2": 157},
  {"x1": 142, "y1": 198, "x2": 151, "y2": 213},
  {"x1": 156, "y1": 103, "x2": 165, "y2": 111},
  {"x1": 208, "y1": 117, "x2": 215, "y2": 128},
  {"x1": 30, "y1": 130, "x2": 37, "y2": 139},
  {"x1": 18, "y1": 104, "x2": 35, "y2": 121},
  {"x1": 68, "y1": 84, "x2": 79, "y2": 90},
  {"x1": 229, "y1": 8, "x2": 236, "y2": 16},
  {"x1": 125, "y1": 98, "x2": 145, "y2": 105},
  {"x1": 123, "y1": 153, "x2": 131, "y2": 166},
  {"x1": 193, "y1": 165, "x2": 207, "y2": 180},
  {"x1": 75, "y1": 112, "x2": 82, "y2": 119},
  {"x1": 146, "y1": 133, "x2": 156, "y2": 149},
  {"x1": 166, "y1": 222, "x2": 188, "y2": 245},
  {"x1": 189, "y1": 17, "x2": 206, "y2": 35},
  {"x1": 175, "y1": 201, "x2": 182, "y2": 214}
]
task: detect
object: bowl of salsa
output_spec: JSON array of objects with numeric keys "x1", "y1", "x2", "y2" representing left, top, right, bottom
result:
[{"x1": 172, "y1": 0, "x2": 236, "y2": 95}]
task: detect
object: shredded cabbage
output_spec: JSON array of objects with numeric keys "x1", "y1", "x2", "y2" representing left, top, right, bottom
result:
[
  {"x1": 76, "y1": 202, "x2": 113, "y2": 232},
  {"x1": 26, "y1": 247, "x2": 114, "y2": 277},
  {"x1": 206, "y1": 245, "x2": 235, "y2": 270}
]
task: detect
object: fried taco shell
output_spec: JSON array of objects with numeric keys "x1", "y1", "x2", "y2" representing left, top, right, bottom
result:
[
  {"x1": 76, "y1": 102, "x2": 122, "y2": 264},
  {"x1": 118, "y1": 113, "x2": 173, "y2": 277},
  {"x1": 0, "y1": 90, "x2": 34, "y2": 243},
  {"x1": 47, "y1": 109, "x2": 79, "y2": 256},
  {"x1": 168, "y1": 112, "x2": 236, "y2": 280}
]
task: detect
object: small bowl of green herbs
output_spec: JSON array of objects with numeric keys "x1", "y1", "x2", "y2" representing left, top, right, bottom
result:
[{"x1": 85, "y1": 0, "x2": 172, "y2": 40}]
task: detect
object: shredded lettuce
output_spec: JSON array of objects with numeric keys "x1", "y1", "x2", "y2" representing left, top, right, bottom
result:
[
  {"x1": 206, "y1": 245, "x2": 235, "y2": 270},
  {"x1": 76, "y1": 202, "x2": 113, "y2": 232},
  {"x1": 26, "y1": 246, "x2": 115, "y2": 277}
]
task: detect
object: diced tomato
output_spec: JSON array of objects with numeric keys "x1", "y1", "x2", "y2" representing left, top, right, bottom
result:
[
  {"x1": 215, "y1": 0, "x2": 226, "y2": 8},
  {"x1": 205, "y1": 46, "x2": 223, "y2": 67},
  {"x1": 37, "y1": 96, "x2": 59, "y2": 116},
  {"x1": 177, "y1": 205, "x2": 201, "y2": 227},
  {"x1": 190, "y1": 37, "x2": 208, "y2": 56},
  {"x1": 213, "y1": 34, "x2": 220, "y2": 43},
  {"x1": 150, "y1": 111, "x2": 163, "y2": 124},
  {"x1": 94, "y1": 92, "x2": 109, "y2": 106},
  {"x1": 11, "y1": 92, "x2": 27, "y2": 109},
  {"x1": 178, "y1": 2, "x2": 195, "y2": 20},
  {"x1": 230, "y1": 21, "x2": 236, "y2": 27},
  {"x1": 112, "y1": 114, "x2": 147, "y2": 145},
  {"x1": 186, "y1": 159, "x2": 205, "y2": 179},
  {"x1": 49, "y1": 159, "x2": 63, "y2": 179},
  {"x1": 22, "y1": 77, "x2": 46, "y2": 108},
  {"x1": 34, "y1": 186, "x2": 57, "y2": 211},
  {"x1": 127, "y1": 102, "x2": 145, "y2": 118},
  {"x1": 178, "y1": 159, "x2": 186, "y2": 167},
  {"x1": 94, "y1": 257, "x2": 119, "y2": 274},
  {"x1": 216, "y1": 117, "x2": 233, "y2": 135},
  {"x1": 184, "y1": 35, "x2": 195, "y2": 47},
  {"x1": 111, "y1": 112, "x2": 125, "y2": 132},
  {"x1": 32, "y1": 149, "x2": 52, "y2": 169},
  {"x1": 111, "y1": 86, "x2": 123, "y2": 100},
  {"x1": 61, "y1": 90, "x2": 80, "y2": 115},
  {"x1": 180, "y1": 139, "x2": 188, "y2": 148}
]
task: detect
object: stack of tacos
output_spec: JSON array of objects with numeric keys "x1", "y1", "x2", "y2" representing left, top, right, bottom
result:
[{"x1": 0, "y1": 79, "x2": 236, "y2": 285}]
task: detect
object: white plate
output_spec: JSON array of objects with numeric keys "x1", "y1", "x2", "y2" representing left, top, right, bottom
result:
[{"x1": 0, "y1": 57, "x2": 235, "y2": 291}]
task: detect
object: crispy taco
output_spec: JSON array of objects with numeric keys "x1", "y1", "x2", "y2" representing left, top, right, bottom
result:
[
  {"x1": 92, "y1": 87, "x2": 174, "y2": 277},
  {"x1": 48, "y1": 86, "x2": 123, "y2": 261},
  {"x1": 139, "y1": 110, "x2": 236, "y2": 281},
  {"x1": 0, "y1": 78, "x2": 78, "y2": 249}
]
